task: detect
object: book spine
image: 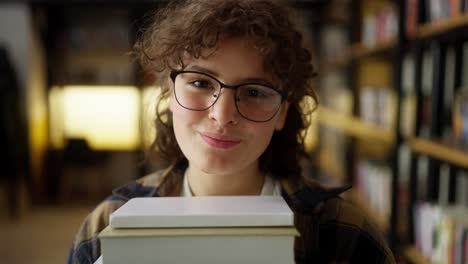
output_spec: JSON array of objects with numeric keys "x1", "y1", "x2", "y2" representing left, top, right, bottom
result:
[
  {"x1": 406, "y1": 0, "x2": 419, "y2": 37},
  {"x1": 413, "y1": 203, "x2": 468, "y2": 262}
]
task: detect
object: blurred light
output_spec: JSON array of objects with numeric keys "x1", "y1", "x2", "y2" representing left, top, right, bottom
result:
[
  {"x1": 140, "y1": 85, "x2": 169, "y2": 147},
  {"x1": 301, "y1": 95, "x2": 318, "y2": 152},
  {"x1": 50, "y1": 85, "x2": 141, "y2": 150}
]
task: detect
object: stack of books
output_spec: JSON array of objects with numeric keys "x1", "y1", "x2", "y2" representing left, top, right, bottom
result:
[
  {"x1": 414, "y1": 203, "x2": 468, "y2": 264},
  {"x1": 97, "y1": 196, "x2": 298, "y2": 264}
]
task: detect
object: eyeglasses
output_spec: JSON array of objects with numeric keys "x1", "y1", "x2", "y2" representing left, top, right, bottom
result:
[{"x1": 170, "y1": 70, "x2": 286, "y2": 122}]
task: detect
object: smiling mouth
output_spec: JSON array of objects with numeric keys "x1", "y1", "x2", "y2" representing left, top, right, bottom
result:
[{"x1": 199, "y1": 133, "x2": 241, "y2": 149}]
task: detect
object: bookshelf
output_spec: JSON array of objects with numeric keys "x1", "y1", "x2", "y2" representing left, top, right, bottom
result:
[
  {"x1": 314, "y1": 0, "x2": 399, "y2": 246},
  {"x1": 321, "y1": 56, "x2": 352, "y2": 74},
  {"x1": 321, "y1": 39, "x2": 397, "y2": 73},
  {"x1": 315, "y1": 0, "x2": 468, "y2": 261},
  {"x1": 43, "y1": 7, "x2": 137, "y2": 86},
  {"x1": 400, "y1": 1, "x2": 468, "y2": 262},
  {"x1": 417, "y1": 13, "x2": 468, "y2": 39},
  {"x1": 317, "y1": 106, "x2": 395, "y2": 144},
  {"x1": 38, "y1": 4, "x2": 154, "y2": 202},
  {"x1": 351, "y1": 38, "x2": 398, "y2": 59}
]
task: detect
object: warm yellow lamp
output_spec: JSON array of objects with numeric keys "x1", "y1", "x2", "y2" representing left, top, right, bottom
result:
[{"x1": 49, "y1": 85, "x2": 141, "y2": 150}]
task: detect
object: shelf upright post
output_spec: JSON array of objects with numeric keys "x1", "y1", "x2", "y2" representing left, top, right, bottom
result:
[
  {"x1": 408, "y1": 42, "x2": 424, "y2": 247},
  {"x1": 447, "y1": 41, "x2": 465, "y2": 204},
  {"x1": 346, "y1": 0, "x2": 361, "y2": 186},
  {"x1": 427, "y1": 42, "x2": 446, "y2": 202},
  {"x1": 389, "y1": 0, "x2": 406, "y2": 250}
]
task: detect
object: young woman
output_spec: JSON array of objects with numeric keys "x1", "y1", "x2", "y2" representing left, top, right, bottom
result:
[{"x1": 68, "y1": 0, "x2": 395, "y2": 263}]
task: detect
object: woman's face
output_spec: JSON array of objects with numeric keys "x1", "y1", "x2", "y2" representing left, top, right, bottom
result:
[{"x1": 169, "y1": 37, "x2": 289, "y2": 176}]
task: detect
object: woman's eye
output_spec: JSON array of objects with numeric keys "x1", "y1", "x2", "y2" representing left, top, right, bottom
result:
[
  {"x1": 247, "y1": 89, "x2": 265, "y2": 97},
  {"x1": 191, "y1": 79, "x2": 213, "y2": 89}
]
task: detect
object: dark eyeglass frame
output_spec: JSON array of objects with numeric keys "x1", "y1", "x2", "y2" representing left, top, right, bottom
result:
[{"x1": 169, "y1": 69, "x2": 287, "y2": 122}]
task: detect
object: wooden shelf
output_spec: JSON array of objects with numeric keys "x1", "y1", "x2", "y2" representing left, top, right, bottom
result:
[
  {"x1": 319, "y1": 38, "x2": 397, "y2": 73},
  {"x1": 321, "y1": 38, "x2": 397, "y2": 72},
  {"x1": 351, "y1": 38, "x2": 397, "y2": 59},
  {"x1": 320, "y1": 57, "x2": 351, "y2": 74},
  {"x1": 316, "y1": 106, "x2": 395, "y2": 144},
  {"x1": 417, "y1": 14, "x2": 468, "y2": 39},
  {"x1": 316, "y1": 151, "x2": 346, "y2": 182},
  {"x1": 408, "y1": 138, "x2": 468, "y2": 169},
  {"x1": 345, "y1": 190, "x2": 389, "y2": 234},
  {"x1": 403, "y1": 246, "x2": 430, "y2": 264}
]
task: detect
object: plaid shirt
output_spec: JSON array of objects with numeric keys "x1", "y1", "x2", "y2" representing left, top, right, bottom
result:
[{"x1": 67, "y1": 163, "x2": 396, "y2": 263}]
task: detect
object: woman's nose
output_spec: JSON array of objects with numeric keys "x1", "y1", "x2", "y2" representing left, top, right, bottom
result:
[{"x1": 208, "y1": 89, "x2": 239, "y2": 126}]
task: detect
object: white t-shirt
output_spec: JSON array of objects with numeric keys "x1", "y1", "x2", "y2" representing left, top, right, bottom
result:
[{"x1": 181, "y1": 173, "x2": 281, "y2": 197}]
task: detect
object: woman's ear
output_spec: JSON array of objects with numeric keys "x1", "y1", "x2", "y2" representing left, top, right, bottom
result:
[{"x1": 274, "y1": 102, "x2": 289, "y2": 131}]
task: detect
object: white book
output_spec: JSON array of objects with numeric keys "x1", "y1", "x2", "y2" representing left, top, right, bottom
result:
[
  {"x1": 110, "y1": 196, "x2": 294, "y2": 228},
  {"x1": 100, "y1": 196, "x2": 298, "y2": 264},
  {"x1": 99, "y1": 226, "x2": 298, "y2": 264},
  {"x1": 93, "y1": 256, "x2": 102, "y2": 264}
]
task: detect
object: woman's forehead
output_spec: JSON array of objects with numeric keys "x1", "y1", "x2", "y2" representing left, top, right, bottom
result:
[{"x1": 181, "y1": 37, "x2": 280, "y2": 85}]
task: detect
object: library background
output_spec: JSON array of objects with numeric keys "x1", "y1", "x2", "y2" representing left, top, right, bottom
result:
[{"x1": 0, "y1": 0, "x2": 467, "y2": 263}]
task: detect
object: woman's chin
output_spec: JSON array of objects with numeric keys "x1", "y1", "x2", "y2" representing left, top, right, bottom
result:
[{"x1": 199, "y1": 163, "x2": 234, "y2": 175}]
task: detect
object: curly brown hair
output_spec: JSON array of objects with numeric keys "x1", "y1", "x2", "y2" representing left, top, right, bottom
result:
[{"x1": 135, "y1": 0, "x2": 317, "y2": 182}]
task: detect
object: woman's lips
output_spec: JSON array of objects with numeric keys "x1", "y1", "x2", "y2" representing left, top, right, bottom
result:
[{"x1": 199, "y1": 133, "x2": 241, "y2": 149}]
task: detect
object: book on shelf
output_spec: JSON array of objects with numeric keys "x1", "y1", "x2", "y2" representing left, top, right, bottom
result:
[
  {"x1": 316, "y1": 56, "x2": 353, "y2": 180},
  {"x1": 413, "y1": 202, "x2": 468, "y2": 264},
  {"x1": 319, "y1": 71, "x2": 353, "y2": 114},
  {"x1": 406, "y1": 0, "x2": 419, "y2": 37},
  {"x1": 60, "y1": 10, "x2": 134, "y2": 85},
  {"x1": 450, "y1": 0, "x2": 463, "y2": 16},
  {"x1": 437, "y1": 163, "x2": 452, "y2": 205},
  {"x1": 397, "y1": 144, "x2": 411, "y2": 236},
  {"x1": 320, "y1": 84, "x2": 353, "y2": 113},
  {"x1": 416, "y1": 155, "x2": 430, "y2": 200},
  {"x1": 419, "y1": 47, "x2": 435, "y2": 138},
  {"x1": 318, "y1": 125, "x2": 350, "y2": 181},
  {"x1": 453, "y1": 88, "x2": 468, "y2": 148},
  {"x1": 462, "y1": 42, "x2": 468, "y2": 88},
  {"x1": 320, "y1": 24, "x2": 350, "y2": 64},
  {"x1": 65, "y1": 10, "x2": 131, "y2": 53},
  {"x1": 359, "y1": 87, "x2": 396, "y2": 129},
  {"x1": 400, "y1": 53, "x2": 417, "y2": 138},
  {"x1": 427, "y1": 0, "x2": 448, "y2": 22},
  {"x1": 455, "y1": 171, "x2": 468, "y2": 206},
  {"x1": 355, "y1": 159, "x2": 392, "y2": 221},
  {"x1": 361, "y1": 2, "x2": 398, "y2": 47},
  {"x1": 98, "y1": 196, "x2": 298, "y2": 264},
  {"x1": 453, "y1": 42, "x2": 468, "y2": 148},
  {"x1": 442, "y1": 45, "x2": 458, "y2": 141},
  {"x1": 425, "y1": 0, "x2": 468, "y2": 23}
]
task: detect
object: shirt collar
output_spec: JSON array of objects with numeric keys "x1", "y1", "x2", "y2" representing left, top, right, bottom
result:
[{"x1": 180, "y1": 172, "x2": 282, "y2": 197}]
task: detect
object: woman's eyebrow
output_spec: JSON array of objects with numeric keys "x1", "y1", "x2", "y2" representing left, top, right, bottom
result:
[
  {"x1": 185, "y1": 65, "x2": 220, "y2": 77},
  {"x1": 237, "y1": 77, "x2": 276, "y2": 87},
  {"x1": 186, "y1": 64, "x2": 276, "y2": 87}
]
